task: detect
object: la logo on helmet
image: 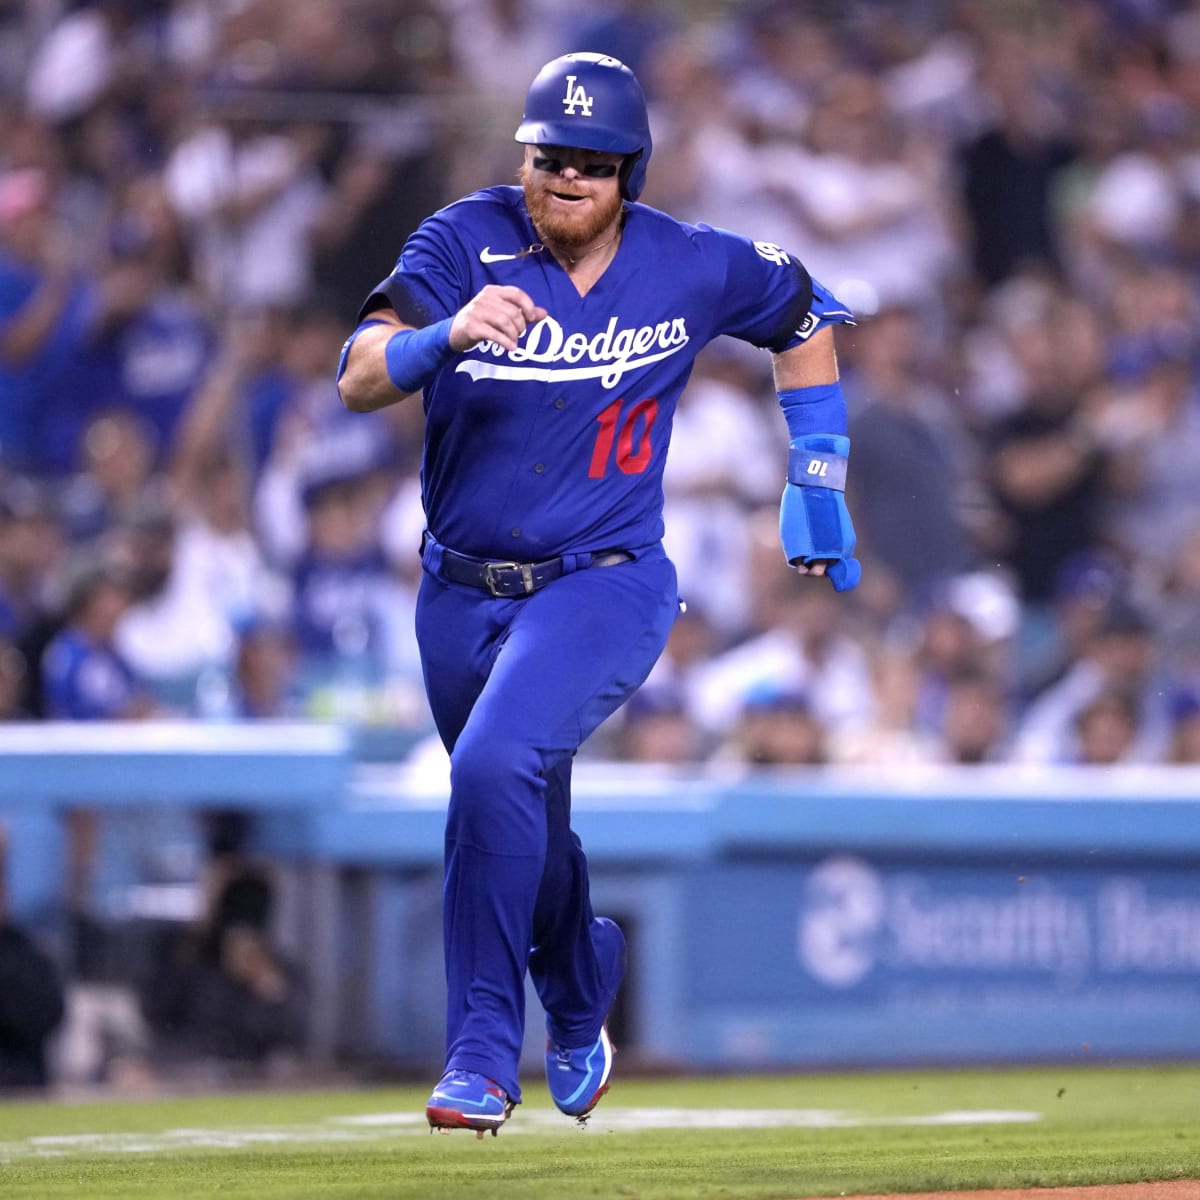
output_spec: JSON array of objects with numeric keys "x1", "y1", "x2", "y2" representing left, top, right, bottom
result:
[{"x1": 562, "y1": 75, "x2": 594, "y2": 116}]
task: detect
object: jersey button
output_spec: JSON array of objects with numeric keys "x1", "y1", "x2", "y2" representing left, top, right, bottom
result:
[
  {"x1": 554, "y1": 398, "x2": 565, "y2": 409},
  {"x1": 511, "y1": 527, "x2": 521, "y2": 538},
  {"x1": 533, "y1": 463, "x2": 545, "y2": 474}
]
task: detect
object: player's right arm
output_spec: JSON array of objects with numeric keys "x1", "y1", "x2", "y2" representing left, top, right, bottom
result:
[
  {"x1": 337, "y1": 306, "x2": 410, "y2": 413},
  {"x1": 338, "y1": 286, "x2": 547, "y2": 413}
]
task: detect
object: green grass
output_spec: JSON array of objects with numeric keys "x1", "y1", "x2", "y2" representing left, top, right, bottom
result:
[{"x1": 1, "y1": 1064, "x2": 1198, "y2": 1199}]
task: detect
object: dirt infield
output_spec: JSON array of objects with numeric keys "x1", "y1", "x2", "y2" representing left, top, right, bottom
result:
[{"x1": 811, "y1": 1184, "x2": 1199, "y2": 1200}]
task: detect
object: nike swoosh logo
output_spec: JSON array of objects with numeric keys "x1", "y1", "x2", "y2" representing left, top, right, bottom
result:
[{"x1": 479, "y1": 247, "x2": 522, "y2": 263}]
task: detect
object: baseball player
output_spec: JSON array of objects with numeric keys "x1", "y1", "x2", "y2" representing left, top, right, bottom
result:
[{"x1": 337, "y1": 52, "x2": 859, "y2": 1135}]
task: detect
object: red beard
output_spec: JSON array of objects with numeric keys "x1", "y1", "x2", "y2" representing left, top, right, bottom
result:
[{"x1": 520, "y1": 162, "x2": 624, "y2": 251}]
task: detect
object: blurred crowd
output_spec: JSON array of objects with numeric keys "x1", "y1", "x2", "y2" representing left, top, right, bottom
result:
[{"x1": 1, "y1": 0, "x2": 1200, "y2": 772}]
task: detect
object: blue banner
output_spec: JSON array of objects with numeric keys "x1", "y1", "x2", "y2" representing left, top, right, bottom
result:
[{"x1": 682, "y1": 857, "x2": 1200, "y2": 1065}]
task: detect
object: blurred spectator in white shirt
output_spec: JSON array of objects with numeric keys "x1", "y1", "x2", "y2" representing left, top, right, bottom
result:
[
  {"x1": 110, "y1": 502, "x2": 231, "y2": 708},
  {"x1": 761, "y1": 71, "x2": 962, "y2": 315},
  {"x1": 1013, "y1": 598, "x2": 1170, "y2": 764},
  {"x1": 831, "y1": 647, "x2": 939, "y2": 767},
  {"x1": 163, "y1": 118, "x2": 331, "y2": 310},
  {"x1": 662, "y1": 342, "x2": 779, "y2": 644},
  {"x1": 691, "y1": 510, "x2": 875, "y2": 744}
]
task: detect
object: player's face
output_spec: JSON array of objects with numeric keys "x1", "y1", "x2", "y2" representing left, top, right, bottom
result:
[{"x1": 520, "y1": 144, "x2": 624, "y2": 249}]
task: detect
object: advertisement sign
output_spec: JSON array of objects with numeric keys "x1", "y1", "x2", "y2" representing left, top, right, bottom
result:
[{"x1": 683, "y1": 856, "x2": 1200, "y2": 1065}]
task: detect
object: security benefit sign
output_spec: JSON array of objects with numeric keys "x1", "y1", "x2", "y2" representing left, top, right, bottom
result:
[{"x1": 682, "y1": 857, "x2": 1200, "y2": 1067}]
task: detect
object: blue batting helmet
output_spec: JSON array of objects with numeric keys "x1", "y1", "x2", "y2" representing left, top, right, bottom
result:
[{"x1": 515, "y1": 52, "x2": 652, "y2": 202}]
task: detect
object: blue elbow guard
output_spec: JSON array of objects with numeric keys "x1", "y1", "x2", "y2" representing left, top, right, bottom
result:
[{"x1": 779, "y1": 433, "x2": 862, "y2": 593}]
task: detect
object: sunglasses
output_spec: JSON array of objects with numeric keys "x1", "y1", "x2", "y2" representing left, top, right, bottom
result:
[{"x1": 532, "y1": 151, "x2": 619, "y2": 179}]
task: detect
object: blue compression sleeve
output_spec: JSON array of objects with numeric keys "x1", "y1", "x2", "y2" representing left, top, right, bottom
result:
[
  {"x1": 777, "y1": 382, "x2": 848, "y2": 438},
  {"x1": 384, "y1": 317, "x2": 455, "y2": 393}
]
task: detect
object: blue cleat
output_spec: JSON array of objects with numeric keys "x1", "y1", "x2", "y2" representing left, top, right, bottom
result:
[
  {"x1": 546, "y1": 1025, "x2": 615, "y2": 1120},
  {"x1": 545, "y1": 917, "x2": 625, "y2": 1121},
  {"x1": 425, "y1": 1070, "x2": 515, "y2": 1136}
]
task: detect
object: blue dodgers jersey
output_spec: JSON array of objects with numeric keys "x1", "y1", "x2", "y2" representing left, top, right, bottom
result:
[
  {"x1": 361, "y1": 186, "x2": 821, "y2": 561},
  {"x1": 42, "y1": 628, "x2": 142, "y2": 720}
]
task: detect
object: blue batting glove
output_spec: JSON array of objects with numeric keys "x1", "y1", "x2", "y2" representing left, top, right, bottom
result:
[{"x1": 779, "y1": 434, "x2": 861, "y2": 593}]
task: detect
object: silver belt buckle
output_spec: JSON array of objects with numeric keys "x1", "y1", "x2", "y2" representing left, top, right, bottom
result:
[{"x1": 483, "y1": 560, "x2": 532, "y2": 597}]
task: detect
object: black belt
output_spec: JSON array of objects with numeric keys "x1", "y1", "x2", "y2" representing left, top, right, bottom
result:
[{"x1": 426, "y1": 535, "x2": 631, "y2": 598}]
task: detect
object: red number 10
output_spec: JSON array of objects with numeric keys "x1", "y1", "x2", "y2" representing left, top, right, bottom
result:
[{"x1": 588, "y1": 397, "x2": 659, "y2": 479}]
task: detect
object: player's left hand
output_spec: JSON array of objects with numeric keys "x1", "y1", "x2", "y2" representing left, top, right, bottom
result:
[{"x1": 779, "y1": 480, "x2": 862, "y2": 593}]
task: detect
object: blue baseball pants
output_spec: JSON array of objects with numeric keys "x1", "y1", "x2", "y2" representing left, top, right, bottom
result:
[{"x1": 414, "y1": 542, "x2": 678, "y2": 1102}]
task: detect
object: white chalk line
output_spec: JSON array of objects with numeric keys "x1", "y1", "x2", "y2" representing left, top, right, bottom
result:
[{"x1": 0, "y1": 1108, "x2": 1041, "y2": 1159}]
